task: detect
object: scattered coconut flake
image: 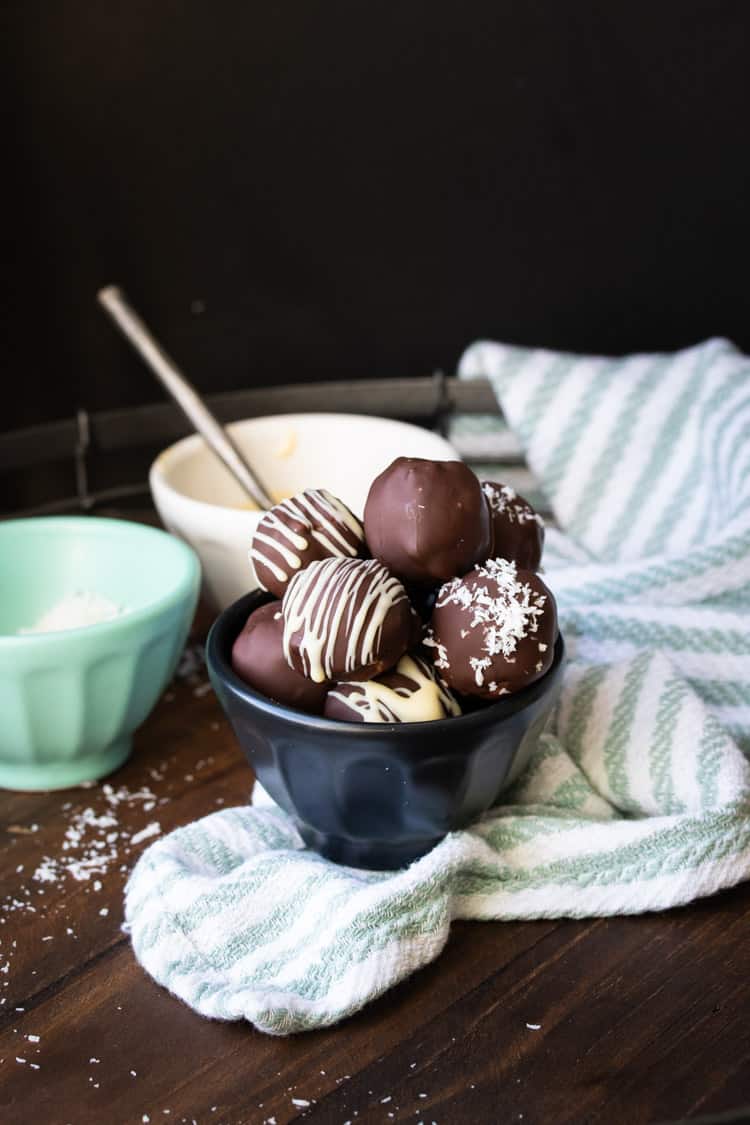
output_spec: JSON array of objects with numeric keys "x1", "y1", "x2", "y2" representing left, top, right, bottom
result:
[
  {"x1": 526, "y1": 1022, "x2": 541, "y2": 1030},
  {"x1": 26, "y1": 1035, "x2": 40, "y2": 1043},
  {"x1": 176, "y1": 643, "x2": 205, "y2": 680},
  {"x1": 130, "y1": 822, "x2": 161, "y2": 846},
  {"x1": 23, "y1": 785, "x2": 164, "y2": 895}
]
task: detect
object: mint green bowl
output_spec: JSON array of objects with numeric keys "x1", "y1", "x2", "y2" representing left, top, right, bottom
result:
[{"x1": 0, "y1": 517, "x2": 201, "y2": 791}]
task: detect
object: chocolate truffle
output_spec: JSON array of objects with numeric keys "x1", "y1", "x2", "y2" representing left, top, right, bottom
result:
[
  {"x1": 426, "y1": 558, "x2": 557, "y2": 699},
  {"x1": 282, "y1": 556, "x2": 413, "y2": 683},
  {"x1": 363, "y1": 457, "x2": 491, "y2": 585},
  {"x1": 231, "y1": 601, "x2": 328, "y2": 714},
  {"x1": 481, "y1": 481, "x2": 545, "y2": 572},
  {"x1": 250, "y1": 488, "x2": 365, "y2": 598},
  {"x1": 324, "y1": 651, "x2": 462, "y2": 723}
]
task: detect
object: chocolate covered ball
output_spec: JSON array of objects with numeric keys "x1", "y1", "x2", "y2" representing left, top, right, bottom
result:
[
  {"x1": 231, "y1": 602, "x2": 328, "y2": 714},
  {"x1": 282, "y1": 556, "x2": 413, "y2": 683},
  {"x1": 363, "y1": 457, "x2": 491, "y2": 585},
  {"x1": 324, "y1": 651, "x2": 462, "y2": 723},
  {"x1": 250, "y1": 488, "x2": 365, "y2": 598},
  {"x1": 481, "y1": 481, "x2": 545, "y2": 572},
  {"x1": 426, "y1": 558, "x2": 557, "y2": 699}
]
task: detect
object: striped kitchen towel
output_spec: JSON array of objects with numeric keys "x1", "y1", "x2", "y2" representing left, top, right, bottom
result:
[{"x1": 125, "y1": 337, "x2": 750, "y2": 1035}]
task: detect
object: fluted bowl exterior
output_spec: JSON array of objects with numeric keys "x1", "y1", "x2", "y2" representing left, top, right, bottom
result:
[
  {"x1": 207, "y1": 590, "x2": 565, "y2": 870},
  {"x1": 0, "y1": 518, "x2": 200, "y2": 790}
]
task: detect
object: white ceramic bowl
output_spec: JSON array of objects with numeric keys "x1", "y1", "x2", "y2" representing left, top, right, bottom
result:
[{"x1": 149, "y1": 413, "x2": 459, "y2": 609}]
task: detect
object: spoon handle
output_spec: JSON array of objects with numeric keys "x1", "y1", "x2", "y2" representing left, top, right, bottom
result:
[{"x1": 97, "y1": 285, "x2": 274, "y2": 510}]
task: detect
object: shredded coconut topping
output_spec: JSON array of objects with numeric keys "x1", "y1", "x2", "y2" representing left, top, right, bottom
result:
[
  {"x1": 482, "y1": 481, "x2": 544, "y2": 526},
  {"x1": 423, "y1": 632, "x2": 449, "y2": 670},
  {"x1": 436, "y1": 558, "x2": 547, "y2": 665}
]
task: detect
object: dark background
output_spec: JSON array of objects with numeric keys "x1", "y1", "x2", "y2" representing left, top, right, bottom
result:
[{"x1": 6, "y1": 1, "x2": 750, "y2": 431}]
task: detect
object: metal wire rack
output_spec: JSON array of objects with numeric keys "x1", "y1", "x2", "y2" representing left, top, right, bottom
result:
[{"x1": 1, "y1": 374, "x2": 549, "y2": 521}]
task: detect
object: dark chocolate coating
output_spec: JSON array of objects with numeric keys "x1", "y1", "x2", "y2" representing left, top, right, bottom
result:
[
  {"x1": 363, "y1": 457, "x2": 491, "y2": 585},
  {"x1": 481, "y1": 481, "x2": 545, "y2": 572},
  {"x1": 427, "y1": 559, "x2": 557, "y2": 699},
  {"x1": 231, "y1": 601, "x2": 328, "y2": 714},
  {"x1": 324, "y1": 650, "x2": 461, "y2": 723},
  {"x1": 250, "y1": 488, "x2": 365, "y2": 598},
  {"x1": 281, "y1": 556, "x2": 414, "y2": 682}
]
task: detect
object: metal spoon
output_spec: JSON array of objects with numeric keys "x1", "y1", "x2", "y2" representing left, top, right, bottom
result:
[{"x1": 97, "y1": 285, "x2": 274, "y2": 510}]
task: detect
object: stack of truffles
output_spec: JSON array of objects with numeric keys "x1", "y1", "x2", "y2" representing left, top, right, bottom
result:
[{"x1": 232, "y1": 457, "x2": 558, "y2": 723}]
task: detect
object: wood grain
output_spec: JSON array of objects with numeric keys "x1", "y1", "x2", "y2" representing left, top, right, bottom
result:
[{"x1": 1, "y1": 603, "x2": 749, "y2": 1125}]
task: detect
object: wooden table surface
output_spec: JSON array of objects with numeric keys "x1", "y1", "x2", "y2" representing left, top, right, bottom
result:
[{"x1": 2, "y1": 606, "x2": 750, "y2": 1125}]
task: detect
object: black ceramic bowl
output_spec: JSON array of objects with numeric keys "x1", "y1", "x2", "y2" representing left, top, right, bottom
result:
[{"x1": 207, "y1": 590, "x2": 565, "y2": 871}]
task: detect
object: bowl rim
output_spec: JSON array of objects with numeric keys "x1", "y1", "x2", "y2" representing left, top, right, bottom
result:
[
  {"x1": 149, "y1": 411, "x2": 460, "y2": 514},
  {"x1": 207, "y1": 589, "x2": 565, "y2": 736},
  {"x1": 0, "y1": 515, "x2": 200, "y2": 645}
]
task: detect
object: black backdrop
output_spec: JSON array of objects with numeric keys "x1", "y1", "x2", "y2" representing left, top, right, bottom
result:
[{"x1": 6, "y1": 1, "x2": 750, "y2": 430}]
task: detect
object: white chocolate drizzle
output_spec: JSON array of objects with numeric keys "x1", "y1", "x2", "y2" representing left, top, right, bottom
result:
[
  {"x1": 282, "y1": 557, "x2": 408, "y2": 683},
  {"x1": 328, "y1": 653, "x2": 461, "y2": 723},
  {"x1": 250, "y1": 489, "x2": 364, "y2": 588}
]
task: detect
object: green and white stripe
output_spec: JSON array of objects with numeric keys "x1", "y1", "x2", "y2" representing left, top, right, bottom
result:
[{"x1": 126, "y1": 337, "x2": 750, "y2": 1035}]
